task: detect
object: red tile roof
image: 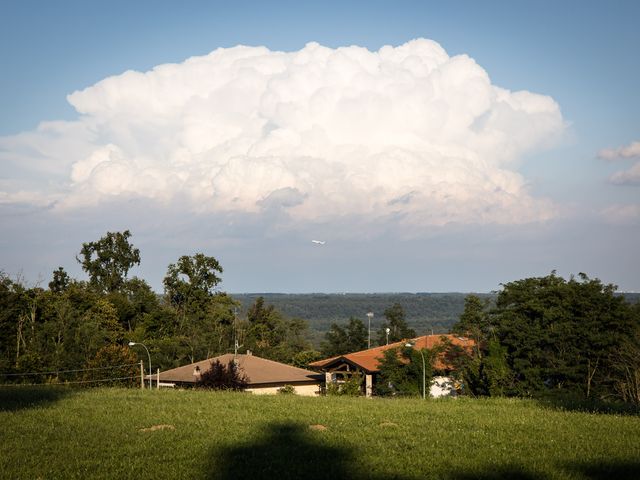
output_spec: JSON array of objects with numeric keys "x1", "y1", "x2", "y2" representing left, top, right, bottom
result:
[{"x1": 309, "y1": 334, "x2": 474, "y2": 373}]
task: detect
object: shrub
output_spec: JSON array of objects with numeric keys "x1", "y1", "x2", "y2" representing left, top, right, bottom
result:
[
  {"x1": 277, "y1": 384, "x2": 296, "y2": 395},
  {"x1": 82, "y1": 345, "x2": 139, "y2": 387},
  {"x1": 198, "y1": 359, "x2": 248, "y2": 391}
]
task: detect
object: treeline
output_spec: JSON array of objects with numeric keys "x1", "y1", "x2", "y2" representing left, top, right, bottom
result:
[
  {"x1": 233, "y1": 292, "x2": 483, "y2": 341},
  {"x1": 0, "y1": 231, "x2": 316, "y2": 384},
  {"x1": 448, "y1": 273, "x2": 640, "y2": 405}
]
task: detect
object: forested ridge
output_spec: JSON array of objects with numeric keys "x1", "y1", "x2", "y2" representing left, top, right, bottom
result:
[
  {"x1": 232, "y1": 292, "x2": 490, "y2": 340},
  {"x1": 233, "y1": 292, "x2": 639, "y2": 341}
]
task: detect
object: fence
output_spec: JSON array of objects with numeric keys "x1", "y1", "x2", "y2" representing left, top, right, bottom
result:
[{"x1": 0, "y1": 361, "x2": 146, "y2": 388}]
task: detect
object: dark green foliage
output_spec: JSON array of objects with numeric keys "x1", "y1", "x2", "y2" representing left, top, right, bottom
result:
[
  {"x1": 82, "y1": 345, "x2": 139, "y2": 387},
  {"x1": 290, "y1": 350, "x2": 322, "y2": 368},
  {"x1": 452, "y1": 294, "x2": 492, "y2": 359},
  {"x1": 451, "y1": 272, "x2": 640, "y2": 403},
  {"x1": 48, "y1": 267, "x2": 70, "y2": 293},
  {"x1": 162, "y1": 254, "x2": 237, "y2": 364},
  {"x1": 77, "y1": 230, "x2": 141, "y2": 294},
  {"x1": 163, "y1": 253, "x2": 223, "y2": 310},
  {"x1": 233, "y1": 292, "x2": 481, "y2": 339},
  {"x1": 321, "y1": 317, "x2": 368, "y2": 356},
  {"x1": 277, "y1": 384, "x2": 296, "y2": 394},
  {"x1": 326, "y1": 371, "x2": 363, "y2": 396},
  {"x1": 243, "y1": 296, "x2": 311, "y2": 364},
  {"x1": 198, "y1": 359, "x2": 248, "y2": 390},
  {"x1": 376, "y1": 303, "x2": 416, "y2": 345},
  {"x1": 375, "y1": 346, "x2": 434, "y2": 396},
  {"x1": 2, "y1": 234, "x2": 312, "y2": 385}
]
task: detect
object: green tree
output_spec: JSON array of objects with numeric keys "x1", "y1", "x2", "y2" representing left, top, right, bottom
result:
[
  {"x1": 163, "y1": 253, "x2": 223, "y2": 311},
  {"x1": 82, "y1": 344, "x2": 139, "y2": 387},
  {"x1": 375, "y1": 346, "x2": 434, "y2": 397},
  {"x1": 489, "y1": 272, "x2": 637, "y2": 399},
  {"x1": 452, "y1": 294, "x2": 493, "y2": 359},
  {"x1": 48, "y1": 267, "x2": 71, "y2": 293},
  {"x1": 377, "y1": 303, "x2": 416, "y2": 345},
  {"x1": 327, "y1": 371, "x2": 364, "y2": 396},
  {"x1": 291, "y1": 349, "x2": 322, "y2": 368},
  {"x1": 77, "y1": 230, "x2": 141, "y2": 293},
  {"x1": 321, "y1": 317, "x2": 368, "y2": 357},
  {"x1": 73, "y1": 298, "x2": 125, "y2": 366},
  {"x1": 244, "y1": 297, "x2": 311, "y2": 363},
  {"x1": 163, "y1": 254, "x2": 230, "y2": 363}
]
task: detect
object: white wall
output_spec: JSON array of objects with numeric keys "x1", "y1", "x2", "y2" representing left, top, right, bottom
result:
[
  {"x1": 430, "y1": 376, "x2": 457, "y2": 398},
  {"x1": 247, "y1": 384, "x2": 321, "y2": 396}
]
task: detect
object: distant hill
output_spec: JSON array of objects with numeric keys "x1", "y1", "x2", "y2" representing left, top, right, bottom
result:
[
  {"x1": 231, "y1": 292, "x2": 640, "y2": 346},
  {"x1": 231, "y1": 293, "x2": 493, "y2": 344}
]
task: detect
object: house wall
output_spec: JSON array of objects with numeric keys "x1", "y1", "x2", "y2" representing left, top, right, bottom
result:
[
  {"x1": 430, "y1": 376, "x2": 457, "y2": 398},
  {"x1": 247, "y1": 383, "x2": 321, "y2": 396}
]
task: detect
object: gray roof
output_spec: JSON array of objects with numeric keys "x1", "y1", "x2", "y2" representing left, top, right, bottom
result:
[{"x1": 150, "y1": 353, "x2": 323, "y2": 386}]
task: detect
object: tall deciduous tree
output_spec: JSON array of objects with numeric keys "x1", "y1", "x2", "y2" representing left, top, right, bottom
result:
[
  {"x1": 321, "y1": 317, "x2": 368, "y2": 357},
  {"x1": 77, "y1": 230, "x2": 140, "y2": 293},
  {"x1": 452, "y1": 272, "x2": 639, "y2": 401},
  {"x1": 163, "y1": 253, "x2": 223, "y2": 311},
  {"x1": 377, "y1": 303, "x2": 416, "y2": 345},
  {"x1": 163, "y1": 254, "x2": 233, "y2": 363},
  {"x1": 48, "y1": 267, "x2": 71, "y2": 293},
  {"x1": 243, "y1": 296, "x2": 311, "y2": 363}
]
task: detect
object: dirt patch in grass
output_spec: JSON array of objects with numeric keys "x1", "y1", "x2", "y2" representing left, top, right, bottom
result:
[
  {"x1": 378, "y1": 421, "x2": 398, "y2": 427},
  {"x1": 309, "y1": 424, "x2": 327, "y2": 431},
  {"x1": 139, "y1": 424, "x2": 175, "y2": 432}
]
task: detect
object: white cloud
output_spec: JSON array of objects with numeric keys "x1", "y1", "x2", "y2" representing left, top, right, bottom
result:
[
  {"x1": 600, "y1": 204, "x2": 640, "y2": 226},
  {"x1": 0, "y1": 39, "x2": 565, "y2": 227},
  {"x1": 598, "y1": 141, "x2": 640, "y2": 161},
  {"x1": 610, "y1": 162, "x2": 640, "y2": 186},
  {"x1": 598, "y1": 140, "x2": 640, "y2": 186}
]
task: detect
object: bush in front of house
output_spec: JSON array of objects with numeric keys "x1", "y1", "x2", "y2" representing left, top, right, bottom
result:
[{"x1": 197, "y1": 359, "x2": 248, "y2": 390}]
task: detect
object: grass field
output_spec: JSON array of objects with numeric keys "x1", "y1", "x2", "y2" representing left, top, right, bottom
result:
[{"x1": 1, "y1": 387, "x2": 639, "y2": 480}]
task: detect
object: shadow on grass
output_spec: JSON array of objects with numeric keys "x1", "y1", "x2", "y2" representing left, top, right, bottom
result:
[
  {"x1": 535, "y1": 394, "x2": 640, "y2": 416},
  {"x1": 202, "y1": 422, "x2": 640, "y2": 480},
  {"x1": 203, "y1": 421, "x2": 412, "y2": 480},
  {"x1": 563, "y1": 460, "x2": 640, "y2": 480},
  {"x1": 0, "y1": 386, "x2": 72, "y2": 412},
  {"x1": 447, "y1": 465, "x2": 546, "y2": 480},
  {"x1": 446, "y1": 460, "x2": 640, "y2": 480}
]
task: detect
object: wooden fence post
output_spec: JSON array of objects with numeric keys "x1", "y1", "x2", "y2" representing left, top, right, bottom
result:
[{"x1": 140, "y1": 360, "x2": 144, "y2": 390}]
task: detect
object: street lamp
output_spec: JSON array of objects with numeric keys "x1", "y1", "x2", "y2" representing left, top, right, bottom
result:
[
  {"x1": 406, "y1": 342, "x2": 426, "y2": 400},
  {"x1": 366, "y1": 312, "x2": 374, "y2": 349},
  {"x1": 129, "y1": 341, "x2": 152, "y2": 390}
]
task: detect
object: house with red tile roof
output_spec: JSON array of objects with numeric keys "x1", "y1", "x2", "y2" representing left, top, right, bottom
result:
[{"x1": 309, "y1": 334, "x2": 474, "y2": 397}]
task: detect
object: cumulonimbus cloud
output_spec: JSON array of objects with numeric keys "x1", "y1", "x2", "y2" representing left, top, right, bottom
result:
[{"x1": 0, "y1": 39, "x2": 565, "y2": 226}]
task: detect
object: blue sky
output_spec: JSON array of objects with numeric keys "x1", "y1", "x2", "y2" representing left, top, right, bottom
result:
[{"x1": 1, "y1": 1, "x2": 639, "y2": 292}]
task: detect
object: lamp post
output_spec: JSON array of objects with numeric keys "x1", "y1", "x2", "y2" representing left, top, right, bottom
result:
[
  {"x1": 366, "y1": 312, "x2": 374, "y2": 349},
  {"x1": 406, "y1": 342, "x2": 426, "y2": 400},
  {"x1": 129, "y1": 341, "x2": 151, "y2": 390}
]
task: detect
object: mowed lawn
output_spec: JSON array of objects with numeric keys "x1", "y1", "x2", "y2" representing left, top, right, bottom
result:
[{"x1": 1, "y1": 387, "x2": 639, "y2": 480}]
